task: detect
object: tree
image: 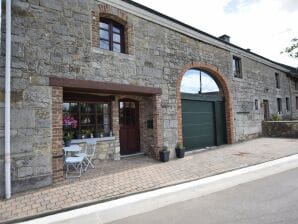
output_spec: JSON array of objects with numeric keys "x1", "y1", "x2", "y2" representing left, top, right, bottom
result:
[{"x1": 281, "y1": 38, "x2": 298, "y2": 58}]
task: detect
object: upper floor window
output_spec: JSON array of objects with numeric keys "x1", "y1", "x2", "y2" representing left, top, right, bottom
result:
[
  {"x1": 232, "y1": 56, "x2": 242, "y2": 78},
  {"x1": 295, "y1": 80, "x2": 298, "y2": 90},
  {"x1": 255, "y1": 99, "x2": 259, "y2": 110},
  {"x1": 99, "y1": 19, "x2": 124, "y2": 53},
  {"x1": 275, "y1": 73, "x2": 280, "y2": 89}
]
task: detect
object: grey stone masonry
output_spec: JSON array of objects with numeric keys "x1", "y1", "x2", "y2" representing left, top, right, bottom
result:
[{"x1": 0, "y1": 0, "x2": 296, "y2": 195}]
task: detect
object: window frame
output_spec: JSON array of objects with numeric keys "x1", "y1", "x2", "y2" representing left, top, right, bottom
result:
[
  {"x1": 296, "y1": 97, "x2": 298, "y2": 110},
  {"x1": 295, "y1": 80, "x2": 298, "y2": 90},
  {"x1": 232, "y1": 56, "x2": 242, "y2": 78},
  {"x1": 286, "y1": 97, "x2": 290, "y2": 112},
  {"x1": 275, "y1": 73, "x2": 280, "y2": 89},
  {"x1": 63, "y1": 100, "x2": 112, "y2": 138},
  {"x1": 255, "y1": 99, "x2": 259, "y2": 110},
  {"x1": 99, "y1": 18, "x2": 125, "y2": 53},
  {"x1": 277, "y1": 98, "x2": 282, "y2": 114}
]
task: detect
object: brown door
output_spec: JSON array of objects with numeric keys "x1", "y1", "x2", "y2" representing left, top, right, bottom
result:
[
  {"x1": 119, "y1": 100, "x2": 140, "y2": 155},
  {"x1": 263, "y1": 100, "x2": 269, "y2": 120}
]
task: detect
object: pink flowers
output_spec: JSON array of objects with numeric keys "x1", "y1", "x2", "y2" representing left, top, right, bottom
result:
[{"x1": 63, "y1": 114, "x2": 78, "y2": 129}]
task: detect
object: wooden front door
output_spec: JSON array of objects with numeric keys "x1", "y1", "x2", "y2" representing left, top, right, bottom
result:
[
  {"x1": 119, "y1": 100, "x2": 140, "y2": 155},
  {"x1": 263, "y1": 100, "x2": 269, "y2": 121}
]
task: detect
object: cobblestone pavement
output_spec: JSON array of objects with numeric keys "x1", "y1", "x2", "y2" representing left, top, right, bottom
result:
[{"x1": 1, "y1": 138, "x2": 298, "y2": 223}]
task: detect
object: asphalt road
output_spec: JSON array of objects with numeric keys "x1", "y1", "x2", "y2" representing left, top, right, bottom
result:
[{"x1": 109, "y1": 167, "x2": 298, "y2": 224}]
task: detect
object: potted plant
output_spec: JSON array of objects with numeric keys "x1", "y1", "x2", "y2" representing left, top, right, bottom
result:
[
  {"x1": 63, "y1": 133, "x2": 72, "y2": 147},
  {"x1": 75, "y1": 131, "x2": 83, "y2": 139},
  {"x1": 94, "y1": 131, "x2": 100, "y2": 138},
  {"x1": 175, "y1": 143, "x2": 185, "y2": 158},
  {"x1": 159, "y1": 146, "x2": 170, "y2": 162},
  {"x1": 63, "y1": 114, "x2": 77, "y2": 145}
]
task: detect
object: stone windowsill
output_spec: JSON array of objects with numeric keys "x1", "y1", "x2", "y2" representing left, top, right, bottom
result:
[
  {"x1": 71, "y1": 136, "x2": 116, "y2": 144},
  {"x1": 91, "y1": 47, "x2": 136, "y2": 61}
]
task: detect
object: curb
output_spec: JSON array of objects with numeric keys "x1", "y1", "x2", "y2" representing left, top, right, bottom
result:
[{"x1": 21, "y1": 154, "x2": 298, "y2": 224}]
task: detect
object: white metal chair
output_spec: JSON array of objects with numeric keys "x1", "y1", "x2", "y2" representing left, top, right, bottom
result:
[
  {"x1": 63, "y1": 145, "x2": 85, "y2": 178},
  {"x1": 76, "y1": 139, "x2": 96, "y2": 171}
]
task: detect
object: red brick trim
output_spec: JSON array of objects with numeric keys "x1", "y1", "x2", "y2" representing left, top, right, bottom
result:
[
  {"x1": 52, "y1": 87, "x2": 64, "y2": 182},
  {"x1": 152, "y1": 94, "x2": 163, "y2": 159},
  {"x1": 176, "y1": 62, "x2": 235, "y2": 145},
  {"x1": 91, "y1": 3, "x2": 135, "y2": 54}
]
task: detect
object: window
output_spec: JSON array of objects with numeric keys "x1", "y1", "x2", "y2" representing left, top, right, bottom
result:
[
  {"x1": 180, "y1": 69, "x2": 220, "y2": 94},
  {"x1": 275, "y1": 73, "x2": 280, "y2": 89},
  {"x1": 296, "y1": 97, "x2": 298, "y2": 110},
  {"x1": 232, "y1": 56, "x2": 242, "y2": 78},
  {"x1": 295, "y1": 80, "x2": 298, "y2": 90},
  {"x1": 99, "y1": 19, "x2": 124, "y2": 53},
  {"x1": 286, "y1": 97, "x2": 290, "y2": 111},
  {"x1": 255, "y1": 99, "x2": 259, "y2": 110},
  {"x1": 63, "y1": 102, "x2": 111, "y2": 138},
  {"x1": 277, "y1": 98, "x2": 282, "y2": 113}
]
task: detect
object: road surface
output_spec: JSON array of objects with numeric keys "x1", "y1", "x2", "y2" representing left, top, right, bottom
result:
[{"x1": 109, "y1": 167, "x2": 298, "y2": 224}]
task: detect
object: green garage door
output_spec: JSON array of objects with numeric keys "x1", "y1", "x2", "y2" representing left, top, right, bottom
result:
[{"x1": 182, "y1": 93, "x2": 226, "y2": 151}]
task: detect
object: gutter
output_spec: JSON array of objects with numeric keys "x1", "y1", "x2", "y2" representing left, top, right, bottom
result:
[{"x1": 5, "y1": 0, "x2": 12, "y2": 199}]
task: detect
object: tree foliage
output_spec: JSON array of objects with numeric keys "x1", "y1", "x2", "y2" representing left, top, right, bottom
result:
[{"x1": 282, "y1": 38, "x2": 298, "y2": 58}]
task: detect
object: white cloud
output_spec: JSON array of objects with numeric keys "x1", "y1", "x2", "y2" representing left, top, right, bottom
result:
[{"x1": 133, "y1": 0, "x2": 298, "y2": 67}]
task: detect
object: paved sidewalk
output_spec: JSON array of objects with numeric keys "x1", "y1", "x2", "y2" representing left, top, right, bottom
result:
[{"x1": 1, "y1": 138, "x2": 298, "y2": 223}]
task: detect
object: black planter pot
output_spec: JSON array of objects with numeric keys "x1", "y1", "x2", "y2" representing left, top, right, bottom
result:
[
  {"x1": 159, "y1": 150, "x2": 170, "y2": 162},
  {"x1": 76, "y1": 133, "x2": 82, "y2": 139},
  {"x1": 64, "y1": 139, "x2": 71, "y2": 147},
  {"x1": 175, "y1": 147, "x2": 185, "y2": 158}
]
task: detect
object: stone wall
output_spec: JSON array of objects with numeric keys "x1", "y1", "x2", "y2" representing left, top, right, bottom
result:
[
  {"x1": 0, "y1": 0, "x2": 295, "y2": 195},
  {"x1": 262, "y1": 121, "x2": 298, "y2": 138},
  {"x1": 291, "y1": 78, "x2": 298, "y2": 119}
]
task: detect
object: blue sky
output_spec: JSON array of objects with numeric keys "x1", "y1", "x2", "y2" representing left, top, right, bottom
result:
[{"x1": 134, "y1": 0, "x2": 298, "y2": 67}]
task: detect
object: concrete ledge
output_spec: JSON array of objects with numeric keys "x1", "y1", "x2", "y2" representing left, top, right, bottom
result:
[{"x1": 22, "y1": 154, "x2": 298, "y2": 224}]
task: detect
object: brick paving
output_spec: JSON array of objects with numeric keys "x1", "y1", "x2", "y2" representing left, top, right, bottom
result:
[{"x1": 1, "y1": 138, "x2": 298, "y2": 223}]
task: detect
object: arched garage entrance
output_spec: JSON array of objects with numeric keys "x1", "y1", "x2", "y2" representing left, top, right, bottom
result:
[{"x1": 177, "y1": 63, "x2": 234, "y2": 151}]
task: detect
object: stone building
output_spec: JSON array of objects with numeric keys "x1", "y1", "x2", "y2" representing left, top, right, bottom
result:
[{"x1": 0, "y1": 0, "x2": 297, "y2": 196}]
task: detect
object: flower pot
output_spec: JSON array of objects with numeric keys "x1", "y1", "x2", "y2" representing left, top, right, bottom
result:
[
  {"x1": 76, "y1": 133, "x2": 82, "y2": 139},
  {"x1": 175, "y1": 147, "x2": 185, "y2": 158},
  {"x1": 64, "y1": 139, "x2": 71, "y2": 147},
  {"x1": 159, "y1": 150, "x2": 170, "y2": 162}
]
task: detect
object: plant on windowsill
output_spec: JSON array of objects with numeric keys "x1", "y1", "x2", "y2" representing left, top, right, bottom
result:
[
  {"x1": 271, "y1": 114, "x2": 282, "y2": 121},
  {"x1": 75, "y1": 131, "x2": 83, "y2": 139},
  {"x1": 63, "y1": 133, "x2": 73, "y2": 147},
  {"x1": 159, "y1": 146, "x2": 170, "y2": 162},
  {"x1": 63, "y1": 114, "x2": 78, "y2": 146},
  {"x1": 175, "y1": 143, "x2": 185, "y2": 158}
]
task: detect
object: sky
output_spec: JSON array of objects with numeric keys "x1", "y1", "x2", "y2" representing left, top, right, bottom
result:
[{"x1": 133, "y1": 0, "x2": 298, "y2": 67}]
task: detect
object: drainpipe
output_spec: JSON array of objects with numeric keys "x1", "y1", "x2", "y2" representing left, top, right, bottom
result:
[{"x1": 5, "y1": 0, "x2": 12, "y2": 199}]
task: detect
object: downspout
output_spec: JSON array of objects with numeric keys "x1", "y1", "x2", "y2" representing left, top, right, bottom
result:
[{"x1": 5, "y1": 0, "x2": 12, "y2": 199}]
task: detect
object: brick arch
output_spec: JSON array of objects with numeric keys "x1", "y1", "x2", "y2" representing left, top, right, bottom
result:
[
  {"x1": 91, "y1": 3, "x2": 134, "y2": 54},
  {"x1": 176, "y1": 62, "x2": 234, "y2": 145}
]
